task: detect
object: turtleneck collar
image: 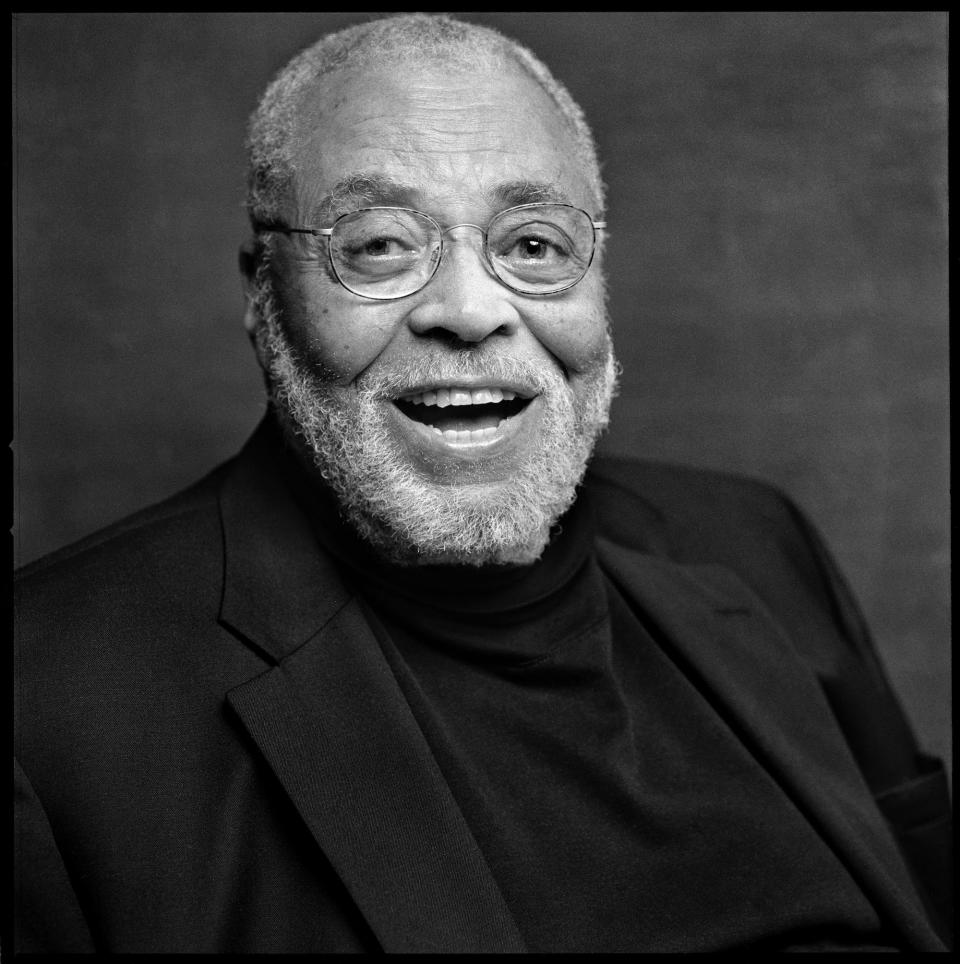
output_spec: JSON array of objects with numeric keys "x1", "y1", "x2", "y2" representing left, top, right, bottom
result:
[{"x1": 267, "y1": 416, "x2": 602, "y2": 660}]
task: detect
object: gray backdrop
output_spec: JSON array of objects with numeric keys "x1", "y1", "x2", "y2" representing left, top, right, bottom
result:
[{"x1": 13, "y1": 13, "x2": 949, "y2": 770}]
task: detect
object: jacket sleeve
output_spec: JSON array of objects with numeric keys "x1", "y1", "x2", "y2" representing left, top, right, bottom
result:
[
  {"x1": 778, "y1": 494, "x2": 953, "y2": 948},
  {"x1": 14, "y1": 756, "x2": 97, "y2": 953}
]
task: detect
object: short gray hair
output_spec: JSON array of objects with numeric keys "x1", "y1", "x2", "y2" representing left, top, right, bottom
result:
[{"x1": 244, "y1": 13, "x2": 605, "y2": 229}]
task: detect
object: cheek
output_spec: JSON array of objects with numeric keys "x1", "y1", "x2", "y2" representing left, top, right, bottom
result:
[
  {"x1": 526, "y1": 286, "x2": 610, "y2": 376},
  {"x1": 271, "y1": 268, "x2": 400, "y2": 384}
]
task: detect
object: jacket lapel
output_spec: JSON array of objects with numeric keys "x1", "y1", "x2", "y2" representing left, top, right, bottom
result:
[
  {"x1": 595, "y1": 536, "x2": 943, "y2": 951},
  {"x1": 217, "y1": 423, "x2": 525, "y2": 953},
  {"x1": 226, "y1": 599, "x2": 525, "y2": 953}
]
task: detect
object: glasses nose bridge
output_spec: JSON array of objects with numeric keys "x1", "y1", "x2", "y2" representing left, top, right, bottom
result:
[
  {"x1": 439, "y1": 221, "x2": 487, "y2": 245},
  {"x1": 435, "y1": 221, "x2": 495, "y2": 279}
]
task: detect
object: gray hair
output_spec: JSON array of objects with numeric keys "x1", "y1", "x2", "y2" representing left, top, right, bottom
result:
[{"x1": 244, "y1": 13, "x2": 605, "y2": 230}]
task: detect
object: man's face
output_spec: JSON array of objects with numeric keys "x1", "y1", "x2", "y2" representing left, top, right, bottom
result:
[{"x1": 252, "y1": 61, "x2": 616, "y2": 565}]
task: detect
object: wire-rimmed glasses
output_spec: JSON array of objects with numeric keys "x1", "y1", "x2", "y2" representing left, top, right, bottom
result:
[{"x1": 257, "y1": 202, "x2": 606, "y2": 301}]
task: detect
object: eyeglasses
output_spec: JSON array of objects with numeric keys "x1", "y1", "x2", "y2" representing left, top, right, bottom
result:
[{"x1": 257, "y1": 203, "x2": 606, "y2": 301}]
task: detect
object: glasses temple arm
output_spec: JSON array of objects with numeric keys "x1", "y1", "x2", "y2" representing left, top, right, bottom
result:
[{"x1": 253, "y1": 225, "x2": 333, "y2": 237}]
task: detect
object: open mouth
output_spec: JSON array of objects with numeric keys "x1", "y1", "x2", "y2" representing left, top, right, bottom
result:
[{"x1": 393, "y1": 386, "x2": 534, "y2": 442}]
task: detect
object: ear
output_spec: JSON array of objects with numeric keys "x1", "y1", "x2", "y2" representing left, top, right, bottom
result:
[{"x1": 239, "y1": 238, "x2": 262, "y2": 337}]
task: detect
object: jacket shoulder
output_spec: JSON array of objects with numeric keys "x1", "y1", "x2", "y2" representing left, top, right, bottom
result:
[
  {"x1": 15, "y1": 462, "x2": 232, "y2": 620},
  {"x1": 585, "y1": 454, "x2": 863, "y2": 676},
  {"x1": 586, "y1": 454, "x2": 798, "y2": 553}
]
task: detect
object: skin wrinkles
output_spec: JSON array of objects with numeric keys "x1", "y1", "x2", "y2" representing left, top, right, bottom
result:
[
  {"x1": 267, "y1": 65, "x2": 606, "y2": 382},
  {"x1": 245, "y1": 60, "x2": 616, "y2": 564},
  {"x1": 308, "y1": 175, "x2": 580, "y2": 228},
  {"x1": 289, "y1": 66, "x2": 596, "y2": 217}
]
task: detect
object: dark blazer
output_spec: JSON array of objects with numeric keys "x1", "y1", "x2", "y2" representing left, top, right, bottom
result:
[{"x1": 14, "y1": 420, "x2": 952, "y2": 953}]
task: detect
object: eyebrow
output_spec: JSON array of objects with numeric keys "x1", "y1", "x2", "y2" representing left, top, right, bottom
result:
[
  {"x1": 315, "y1": 173, "x2": 418, "y2": 222},
  {"x1": 313, "y1": 173, "x2": 574, "y2": 224},
  {"x1": 491, "y1": 179, "x2": 573, "y2": 208}
]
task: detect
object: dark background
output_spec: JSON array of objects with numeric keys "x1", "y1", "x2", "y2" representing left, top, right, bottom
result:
[{"x1": 13, "y1": 13, "x2": 949, "y2": 770}]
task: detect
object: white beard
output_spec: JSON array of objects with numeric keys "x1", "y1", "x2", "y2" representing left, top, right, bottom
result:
[{"x1": 254, "y1": 277, "x2": 618, "y2": 567}]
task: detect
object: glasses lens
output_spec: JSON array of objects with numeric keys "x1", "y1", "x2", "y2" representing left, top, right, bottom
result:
[
  {"x1": 329, "y1": 209, "x2": 441, "y2": 299},
  {"x1": 487, "y1": 204, "x2": 596, "y2": 294}
]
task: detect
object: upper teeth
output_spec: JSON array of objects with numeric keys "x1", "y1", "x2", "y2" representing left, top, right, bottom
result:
[{"x1": 402, "y1": 387, "x2": 517, "y2": 408}]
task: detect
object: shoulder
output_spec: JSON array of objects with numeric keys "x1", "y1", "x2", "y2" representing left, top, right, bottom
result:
[
  {"x1": 585, "y1": 454, "x2": 858, "y2": 670},
  {"x1": 588, "y1": 452, "x2": 782, "y2": 502},
  {"x1": 14, "y1": 457, "x2": 264, "y2": 764},
  {"x1": 586, "y1": 453, "x2": 804, "y2": 556},
  {"x1": 16, "y1": 462, "x2": 232, "y2": 627}
]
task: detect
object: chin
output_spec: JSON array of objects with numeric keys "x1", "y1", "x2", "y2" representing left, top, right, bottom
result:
[
  {"x1": 349, "y1": 480, "x2": 565, "y2": 569},
  {"x1": 278, "y1": 411, "x2": 574, "y2": 568}
]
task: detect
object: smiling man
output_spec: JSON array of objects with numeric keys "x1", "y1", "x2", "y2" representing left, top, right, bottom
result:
[
  {"x1": 243, "y1": 29, "x2": 617, "y2": 567},
  {"x1": 14, "y1": 14, "x2": 951, "y2": 954}
]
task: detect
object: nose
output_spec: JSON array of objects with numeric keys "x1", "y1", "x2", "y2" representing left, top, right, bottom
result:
[{"x1": 405, "y1": 226, "x2": 522, "y2": 343}]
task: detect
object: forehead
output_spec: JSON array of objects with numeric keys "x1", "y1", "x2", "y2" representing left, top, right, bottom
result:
[{"x1": 286, "y1": 62, "x2": 595, "y2": 220}]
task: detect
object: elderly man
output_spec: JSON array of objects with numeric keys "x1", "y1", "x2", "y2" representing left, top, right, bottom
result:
[{"x1": 14, "y1": 14, "x2": 951, "y2": 954}]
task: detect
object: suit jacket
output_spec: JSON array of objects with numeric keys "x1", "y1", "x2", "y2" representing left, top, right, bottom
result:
[{"x1": 14, "y1": 419, "x2": 952, "y2": 953}]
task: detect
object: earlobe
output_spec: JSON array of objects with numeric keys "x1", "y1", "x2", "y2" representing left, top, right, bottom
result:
[{"x1": 242, "y1": 299, "x2": 261, "y2": 338}]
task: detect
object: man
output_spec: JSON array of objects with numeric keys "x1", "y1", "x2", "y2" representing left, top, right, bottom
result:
[{"x1": 14, "y1": 13, "x2": 951, "y2": 953}]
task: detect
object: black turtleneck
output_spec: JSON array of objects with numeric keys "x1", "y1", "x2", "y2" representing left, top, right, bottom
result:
[{"x1": 274, "y1": 431, "x2": 898, "y2": 952}]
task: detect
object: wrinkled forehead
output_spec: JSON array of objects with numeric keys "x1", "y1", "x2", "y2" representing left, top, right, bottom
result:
[{"x1": 284, "y1": 62, "x2": 596, "y2": 221}]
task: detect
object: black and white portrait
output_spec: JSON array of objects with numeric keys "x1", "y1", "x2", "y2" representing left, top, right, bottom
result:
[{"x1": 13, "y1": 12, "x2": 950, "y2": 953}]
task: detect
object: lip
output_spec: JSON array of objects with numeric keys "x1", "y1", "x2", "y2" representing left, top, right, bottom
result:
[{"x1": 385, "y1": 391, "x2": 542, "y2": 466}]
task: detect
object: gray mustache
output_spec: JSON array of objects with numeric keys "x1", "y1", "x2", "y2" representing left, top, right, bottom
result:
[{"x1": 357, "y1": 353, "x2": 561, "y2": 397}]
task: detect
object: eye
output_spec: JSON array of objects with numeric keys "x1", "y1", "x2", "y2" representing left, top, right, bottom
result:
[
  {"x1": 337, "y1": 233, "x2": 425, "y2": 279},
  {"x1": 498, "y1": 232, "x2": 569, "y2": 264},
  {"x1": 512, "y1": 235, "x2": 558, "y2": 260},
  {"x1": 329, "y1": 209, "x2": 439, "y2": 288},
  {"x1": 348, "y1": 236, "x2": 413, "y2": 259},
  {"x1": 492, "y1": 219, "x2": 574, "y2": 268}
]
